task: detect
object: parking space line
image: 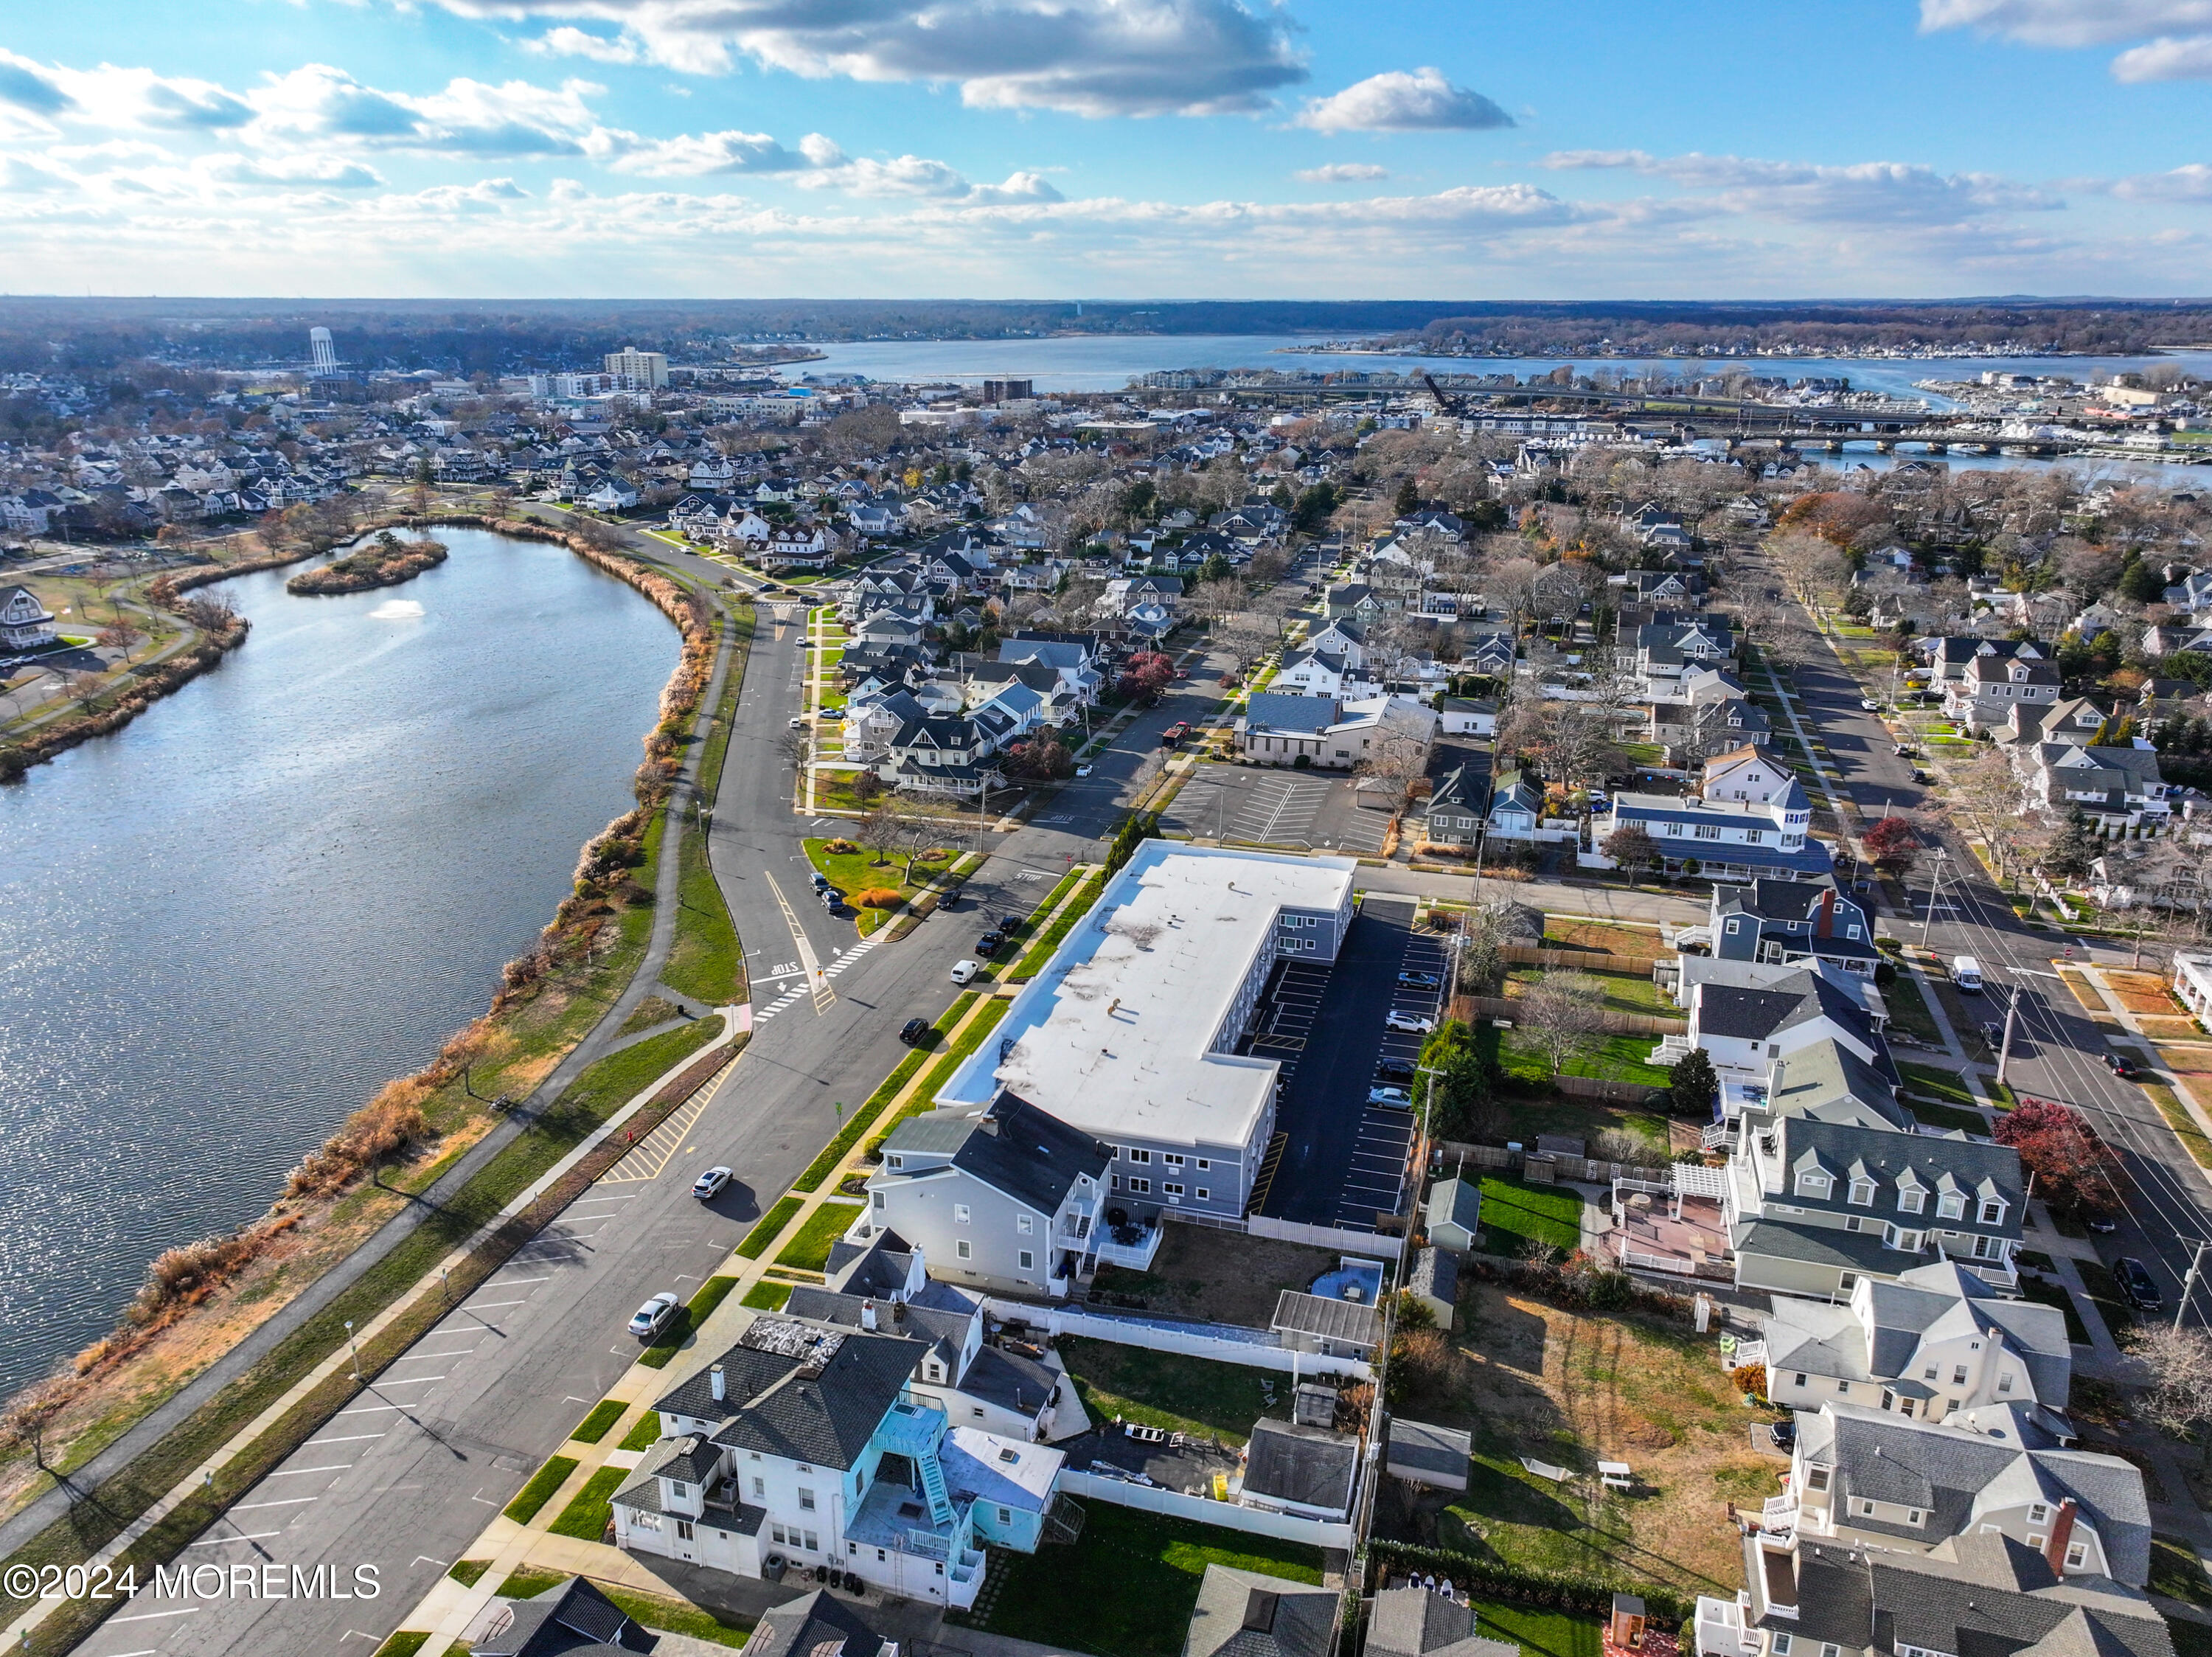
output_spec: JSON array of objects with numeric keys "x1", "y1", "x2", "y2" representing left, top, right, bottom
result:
[{"x1": 234, "y1": 1497, "x2": 319, "y2": 1510}]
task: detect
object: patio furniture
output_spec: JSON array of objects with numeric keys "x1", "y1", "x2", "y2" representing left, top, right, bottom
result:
[
  {"x1": 1520, "y1": 1457, "x2": 1571, "y2": 1482},
  {"x1": 1598, "y1": 1460, "x2": 1634, "y2": 1492}
]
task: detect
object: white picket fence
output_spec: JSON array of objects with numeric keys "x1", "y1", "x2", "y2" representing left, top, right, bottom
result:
[
  {"x1": 1060, "y1": 1467, "x2": 1354, "y2": 1548},
  {"x1": 985, "y1": 1298, "x2": 1374, "y2": 1381}
]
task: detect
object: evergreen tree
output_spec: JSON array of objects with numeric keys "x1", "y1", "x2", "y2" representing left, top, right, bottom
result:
[
  {"x1": 1666, "y1": 1046, "x2": 1720, "y2": 1121},
  {"x1": 2042, "y1": 810, "x2": 2100, "y2": 880},
  {"x1": 2118, "y1": 558, "x2": 2167, "y2": 603}
]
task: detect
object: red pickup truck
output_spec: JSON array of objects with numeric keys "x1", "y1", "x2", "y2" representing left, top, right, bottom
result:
[{"x1": 1159, "y1": 721, "x2": 1192, "y2": 748}]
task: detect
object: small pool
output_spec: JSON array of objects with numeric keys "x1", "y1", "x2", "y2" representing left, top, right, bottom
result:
[{"x1": 1310, "y1": 1257, "x2": 1385, "y2": 1305}]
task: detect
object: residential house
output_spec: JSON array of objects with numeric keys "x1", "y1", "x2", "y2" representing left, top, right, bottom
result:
[
  {"x1": 1484, "y1": 768, "x2": 1543, "y2": 841},
  {"x1": 1989, "y1": 693, "x2": 2112, "y2": 748},
  {"x1": 0, "y1": 585, "x2": 58, "y2": 650},
  {"x1": 1275, "y1": 645, "x2": 1368, "y2": 699},
  {"x1": 1421, "y1": 763, "x2": 1488, "y2": 848},
  {"x1": 877, "y1": 711, "x2": 1013, "y2": 797},
  {"x1": 1324, "y1": 583, "x2": 1383, "y2": 624},
  {"x1": 1365, "y1": 1586, "x2": 1518, "y2": 1657},
  {"x1": 1436, "y1": 696, "x2": 1497, "y2": 737},
  {"x1": 2016, "y1": 742, "x2": 2172, "y2": 835},
  {"x1": 860, "y1": 1089, "x2": 1112, "y2": 1300},
  {"x1": 1711, "y1": 878, "x2": 1879, "y2": 980},
  {"x1": 1921, "y1": 636, "x2": 2046, "y2": 684},
  {"x1": 1303, "y1": 620, "x2": 1368, "y2": 670},
  {"x1": 1184, "y1": 1566, "x2": 1338, "y2": 1657},
  {"x1": 1949, "y1": 652, "x2": 2062, "y2": 733},
  {"x1": 740, "y1": 1590, "x2": 917, "y2": 1657},
  {"x1": 785, "y1": 1232, "x2": 1065, "y2": 1440},
  {"x1": 1702, "y1": 745, "x2": 1798, "y2": 805},
  {"x1": 465, "y1": 1575, "x2": 651, "y2": 1656},
  {"x1": 1593, "y1": 782, "x2": 1830, "y2": 882},
  {"x1": 613, "y1": 1314, "x2": 1061, "y2": 1607},
  {"x1": 1761, "y1": 1260, "x2": 2072, "y2": 1426},
  {"x1": 1677, "y1": 968, "x2": 1895, "y2": 1085},
  {"x1": 1240, "y1": 1420, "x2": 1360, "y2": 1521},
  {"x1": 1237, "y1": 692, "x2": 1432, "y2": 770},
  {"x1": 1781, "y1": 1401, "x2": 2149, "y2": 1583},
  {"x1": 1458, "y1": 631, "x2": 1517, "y2": 677}
]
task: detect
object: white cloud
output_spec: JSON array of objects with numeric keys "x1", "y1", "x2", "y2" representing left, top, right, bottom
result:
[
  {"x1": 1919, "y1": 1, "x2": 2212, "y2": 46},
  {"x1": 202, "y1": 152, "x2": 384, "y2": 189},
  {"x1": 0, "y1": 152, "x2": 72, "y2": 192},
  {"x1": 1295, "y1": 68, "x2": 1512, "y2": 133},
  {"x1": 1540, "y1": 148, "x2": 2062, "y2": 225},
  {"x1": 42, "y1": 63, "x2": 254, "y2": 131},
  {"x1": 246, "y1": 65, "x2": 607, "y2": 156},
  {"x1": 2111, "y1": 34, "x2": 2212, "y2": 75},
  {"x1": 522, "y1": 27, "x2": 643, "y2": 63},
  {"x1": 794, "y1": 155, "x2": 1062, "y2": 203},
  {"x1": 2108, "y1": 162, "x2": 2212, "y2": 200},
  {"x1": 0, "y1": 49, "x2": 71, "y2": 119},
  {"x1": 412, "y1": 176, "x2": 532, "y2": 211},
  {"x1": 607, "y1": 128, "x2": 820, "y2": 176},
  {"x1": 1295, "y1": 162, "x2": 1389, "y2": 182},
  {"x1": 414, "y1": 0, "x2": 1307, "y2": 116}
]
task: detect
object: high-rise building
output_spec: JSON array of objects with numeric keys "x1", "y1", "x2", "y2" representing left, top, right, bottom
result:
[
  {"x1": 602, "y1": 347, "x2": 668, "y2": 390},
  {"x1": 307, "y1": 327, "x2": 338, "y2": 378}
]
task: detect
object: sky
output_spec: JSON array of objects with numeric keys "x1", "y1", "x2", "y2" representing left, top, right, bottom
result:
[{"x1": 2, "y1": 0, "x2": 2212, "y2": 300}]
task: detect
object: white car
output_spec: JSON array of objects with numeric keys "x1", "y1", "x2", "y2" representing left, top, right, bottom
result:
[
  {"x1": 691, "y1": 1166, "x2": 732, "y2": 1201},
  {"x1": 950, "y1": 959, "x2": 981, "y2": 985},
  {"x1": 1075, "y1": 764, "x2": 1094, "y2": 777},
  {"x1": 1858, "y1": 698, "x2": 1880, "y2": 712},
  {"x1": 1368, "y1": 1085, "x2": 1413, "y2": 1108},
  {"x1": 788, "y1": 715, "x2": 806, "y2": 727},
  {"x1": 1385, "y1": 1010, "x2": 1436, "y2": 1035},
  {"x1": 627, "y1": 1292, "x2": 680, "y2": 1340}
]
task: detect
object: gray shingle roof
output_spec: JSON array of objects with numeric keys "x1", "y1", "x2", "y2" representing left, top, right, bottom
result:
[
  {"x1": 882, "y1": 1089, "x2": 1110, "y2": 1216},
  {"x1": 469, "y1": 1575, "x2": 649, "y2": 1657},
  {"x1": 744, "y1": 1589, "x2": 904, "y2": 1657},
  {"x1": 1243, "y1": 1419, "x2": 1358, "y2": 1513},
  {"x1": 654, "y1": 1318, "x2": 926, "y2": 1472},
  {"x1": 1184, "y1": 1565, "x2": 1338, "y2": 1657},
  {"x1": 1366, "y1": 1588, "x2": 1517, "y2": 1657}
]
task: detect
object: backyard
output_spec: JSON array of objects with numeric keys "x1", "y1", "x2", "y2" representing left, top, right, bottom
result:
[
  {"x1": 1088, "y1": 1225, "x2": 1343, "y2": 1327},
  {"x1": 954, "y1": 1504, "x2": 1323, "y2": 1657},
  {"x1": 1056, "y1": 1338, "x2": 1288, "y2": 1445},
  {"x1": 1388, "y1": 1280, "x2": 1770, "y2": 1596},
  {"x1": 1472, "y1": 1176, "x2": 1585, "y2": 1259}
]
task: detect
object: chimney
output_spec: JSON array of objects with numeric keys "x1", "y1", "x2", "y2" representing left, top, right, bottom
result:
[
  {"x1": 862, "y1": 1299, "x2": 878, "y2": 1332},
  {"x1": 2045, "y1": 1498, "x2": 2078, "y2": 1577},
  {"x1": 710, "y1": 1364, "x2": 726, "y2": 1403},
  {"x1": 1816, "y1": 888, "x2": 1834, "y2": 939}
]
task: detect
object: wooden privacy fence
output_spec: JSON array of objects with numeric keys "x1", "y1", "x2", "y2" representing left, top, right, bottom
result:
[
  {"x1": 1498, "y1": 945, "x2": 1665, "y2": 973},
  {"x1": 1430, "y1": 1138, "x2": 1672, "y2": 1184}
]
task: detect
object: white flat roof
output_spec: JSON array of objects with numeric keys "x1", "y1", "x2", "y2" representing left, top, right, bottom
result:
[{"x1": 939, "y1": 843, "x2": 1355, "y2": 1151}]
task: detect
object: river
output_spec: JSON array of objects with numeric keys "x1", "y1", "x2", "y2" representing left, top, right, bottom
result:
[{"x1": 0, "y1": 529, "x2": 678, "y2": 1396}]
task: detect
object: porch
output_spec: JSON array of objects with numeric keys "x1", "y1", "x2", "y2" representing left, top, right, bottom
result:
[{"x1": 1609, "y1": 1178, "x2": 1733, "y2": 1281}]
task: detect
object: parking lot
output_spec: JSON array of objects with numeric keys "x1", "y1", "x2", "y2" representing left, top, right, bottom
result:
[
  {"x1": 1163, "y1": 763, "x2": 1389, "y2": 854},
  {"x1": 1252, "y1": 895, "x2": 1432, "y2": 1231}
]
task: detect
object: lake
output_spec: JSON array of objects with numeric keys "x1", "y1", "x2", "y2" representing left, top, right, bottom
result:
[{"x1": 0, "y1": 529, "x2": 678, "y2": 1396}]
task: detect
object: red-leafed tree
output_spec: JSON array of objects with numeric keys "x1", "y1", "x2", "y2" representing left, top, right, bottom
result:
[
  {"x1": 1001, "y1": 734, "x2": 1075, "y2": 781},
  {"x1": 1993, "y1": 1099, "x2": 2121, "y2": 1219},
  {"x1": 1116, "y1": 651, "x2": 1175, "y2": 701},
  {"x1": 1863, "y1": 814, "x2": 1921, "y2": 869}
]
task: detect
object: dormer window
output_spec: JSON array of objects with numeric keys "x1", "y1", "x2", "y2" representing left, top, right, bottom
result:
[
  {"x1": 1797, "y1": 1173, "x2": 1831, "y2": 1198},
  {"x1": 1900, "y1": 1188, "x2": 1926, "y2": 1214},
  {"x1": 1848, "y1": 1179, "x2": 1875, "y2": 1207},
  {"x1": 1938, "y1": 1192, "x2": 1966, "y2": 1219},
  {"x1": 1980, "y1": 1198, "x2": 2006, "y2": 1225}
]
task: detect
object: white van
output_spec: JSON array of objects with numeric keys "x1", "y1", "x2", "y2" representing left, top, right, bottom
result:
[{"x1": 1951, "y1": 956, "x2": 1983, "y2": 992}]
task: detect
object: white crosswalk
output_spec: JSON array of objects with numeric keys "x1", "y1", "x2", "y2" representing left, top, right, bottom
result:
[{"x1": 756, "y1": 937, "x2": 882, "y2": 1019}]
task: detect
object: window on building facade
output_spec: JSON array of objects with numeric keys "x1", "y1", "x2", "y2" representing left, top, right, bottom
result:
[
  {"x1": 1018, "y1": 1215, "x2": 1034, "y2": 1234},
  {"x1": 1018, "y1": 1250, "x2": 1034, "y2": 1271},
  {"x1": 799, "y1": 1488, "x2": 815, "y2": 1510},
  {"x1": 1196, "y1": 1188, "x2": 1209, "y2": 1201},
  {"x1": 1130, "y1": 1178, "x2": 1150, "y2": 1194},
  {"x1": 957, "y1": 1240, "x2": 972, "y2": 1260},
  {"x1": 954, "y1": 1204, "x2": 970, "y2": 1224}
]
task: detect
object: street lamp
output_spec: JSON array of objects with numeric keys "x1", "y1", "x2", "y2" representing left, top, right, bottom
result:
[{"x1": 345, "y1": 1319, "x2": 360, "y2": 1380}]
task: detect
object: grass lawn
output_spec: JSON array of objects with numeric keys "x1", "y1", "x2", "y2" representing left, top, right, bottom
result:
[
  {"x1": 773, "y1": 1201, "x2": 866, "y2": 1274},
  {"x1": 742, "y1": 1280, "x2": 793, "y2": 1311},
  {"x1": 446, "y1": 1559, "x2": 492, "y2": 1586},
  {"x1": 1898, "y1": 1061, "x2": 1977, "y2": 1110},
  {"x1": 959, "y1": 1504, "x2": 1322, "y2": 1657},
  {"x1": 549, "y1": 1465, "x2": 626, "y2": 1540},
  {"x1": 555, "y1": 1016, "x2": 725, "y2": 1122},
  {"x1": 1498, "y1": 1029, "x2": 1673, "y2": 1091},
  {"x1": 620, "y1": 1410, "x2": 666, "y2": 1452},
  {"x1": 1470, "y1": 1600, "x2": 1601, "y2": 1657},
  {"x1": 738, "y1": 1194, "x2": 804, "y2": 1258},
  {"x1": 2140, "y1": 1083, "x2": 2212, "y2": 1171},
  {"x1": 805, "y1": 836, "x2": 955, "y2": 935},
  {"x1": 1506, "y1": 968, "x2": 1669, "y2": 1018},
  {"x1": 638, "y1": 1275, "x2": 740, "y2": 1369},
  {"x1": 1425, "y1": 1283, "x2": 1758, "y2": 1594},
  {"x1": 1908, "y1": 1099, "x2": 1990, "y2": 1136},
  {"x1": 1881, "y1": 972, "x2": 1944, "y2": 1047},
  {"x1": 1492, "y1": 1091, "x2": 1672, "y2": 1151},
  {"x1": 2019, "y1": 1273, "x2": 2093, "y2": 1347},
  {"x1": 503, "y1": 1455, "x2": 577, "y2": 1524},
  {"x1": 2150, "y1": 1537, "x2": 2212, "y2": 1609},
  {"x1": 1538, "y1": 920, "x2": 1664, "y2": 959},
  {"x1": 568, "y1": 1400, "x2": 626, "y2": 1445},
  {"x1": 1058, "y1": 1338, "x2": 1287, "y2": 1446},
  {"x1": 661, "y1": 808, "x2": 744, "y2": 1006},
  {"x1": 1475, "y1": 1175, "x2": 1583, "y2": 1256},
  {"x1": 372, "y1": 1634, "x2": 431, "y2": 1657}
]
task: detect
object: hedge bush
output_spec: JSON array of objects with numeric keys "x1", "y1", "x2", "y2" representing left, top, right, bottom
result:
[{"x1": 1367, "y1": 1542, "x2": 1688, "y2": 1630}]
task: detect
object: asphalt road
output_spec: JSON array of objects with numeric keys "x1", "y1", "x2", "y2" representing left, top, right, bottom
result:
[
  {"x1": 74, "y1": 541, "x2": 1244, "y2": 1656},
  {"x1": 1787, "y1": 623, "x2": 2212, "y2": 1327}
]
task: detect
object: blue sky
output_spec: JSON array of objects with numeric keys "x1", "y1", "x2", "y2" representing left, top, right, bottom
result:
[{"x1": 2, "y1": 0, "x2": 2210, "y2": 298}]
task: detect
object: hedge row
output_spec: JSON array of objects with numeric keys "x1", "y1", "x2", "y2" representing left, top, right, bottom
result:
[{"x1": 1366, "y1": 1542, "x2": 1689, "y2": 1631}]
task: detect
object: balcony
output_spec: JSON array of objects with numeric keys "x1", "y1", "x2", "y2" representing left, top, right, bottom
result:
[
  {"x1": 1650, "y1": 1033, "x2": 1697, "y2": 1066},
  {"x1": 1090, "y1": 1220, "x2": 1164, "y2": 1272},
  {"x1": 1694, "y1": 1594, "x2": 1761, "y2": 1657},
  {"x1": 1965, "y1": 1256, "x2": 2018, "y2": 1293}
]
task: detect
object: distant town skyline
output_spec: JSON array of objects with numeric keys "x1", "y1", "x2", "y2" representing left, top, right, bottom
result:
[{"x1": 1, "y1": 1, "x2": 2211, "y2": 299}]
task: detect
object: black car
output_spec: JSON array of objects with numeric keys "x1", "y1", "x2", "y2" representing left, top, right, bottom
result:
[
  {"x1": 2085, "y1": 1212, "x2": 2120, "y2": 1234},
  {"x1": 1769, "y1": 1415, "x2": 1797, "y2": 1451},
  {"x1": 998, "y1": 913, "x2": 1023, "y2": 934},
  {"x1": 2104, "y1": 1052, "x2": 2139, "y2": 1078},
  {"x1": 1397, "y1": 970, "x2": 1441, "y2": 989},
  {"x1": 2116, "y1": 1256, "x2": 2163, "y2": 1313},
  {"x1": 975, "y1": 932, "x2": 1003, "y2": 957},
  {"x1": 1375, "y1": 1058, "x2": 1416, "y2": 1085},
  {"x1": 1980, "y1": 1021, "x2": 2004, "y2": 1049},
  {"x1": 898, "y1": 1017, "x2": 931, "y2": 1046}
]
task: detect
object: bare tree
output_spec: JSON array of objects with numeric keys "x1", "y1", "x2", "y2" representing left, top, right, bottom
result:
[
  {"x1": 2131, "y1": 1324, "x2": 2212, "y2": 1473},
  {"x1": 1520, "y1": 970, "x2": 1608, "y2": 1077},
  {"x1": 776, "y1": 726, "x2": 813, "y2": 771},
  {"x1": 1767, "y1": 529, "x2": 1849, "y2": 627},
  {"x1": 1356, "y1": 717, "x2": 1431, "y2": 819},
  {"x1": 0, "y1": 1392, "x2": 69, "y2": 1496},
  {"x1": 856, "y1": 798, "x2": 903, "y2": 866}
]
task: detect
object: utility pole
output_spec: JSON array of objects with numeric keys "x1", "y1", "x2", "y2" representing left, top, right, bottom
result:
[
  {"x1": 2179, "y1": 1239, "x2": 2211, "y2": 1332},
  {"x1": 1994, "y1": 984, "x2": 2020, "y2": 1088},
  {"x1": 1919, "y1": 847, "x2": 1950, "y2": 948}
]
